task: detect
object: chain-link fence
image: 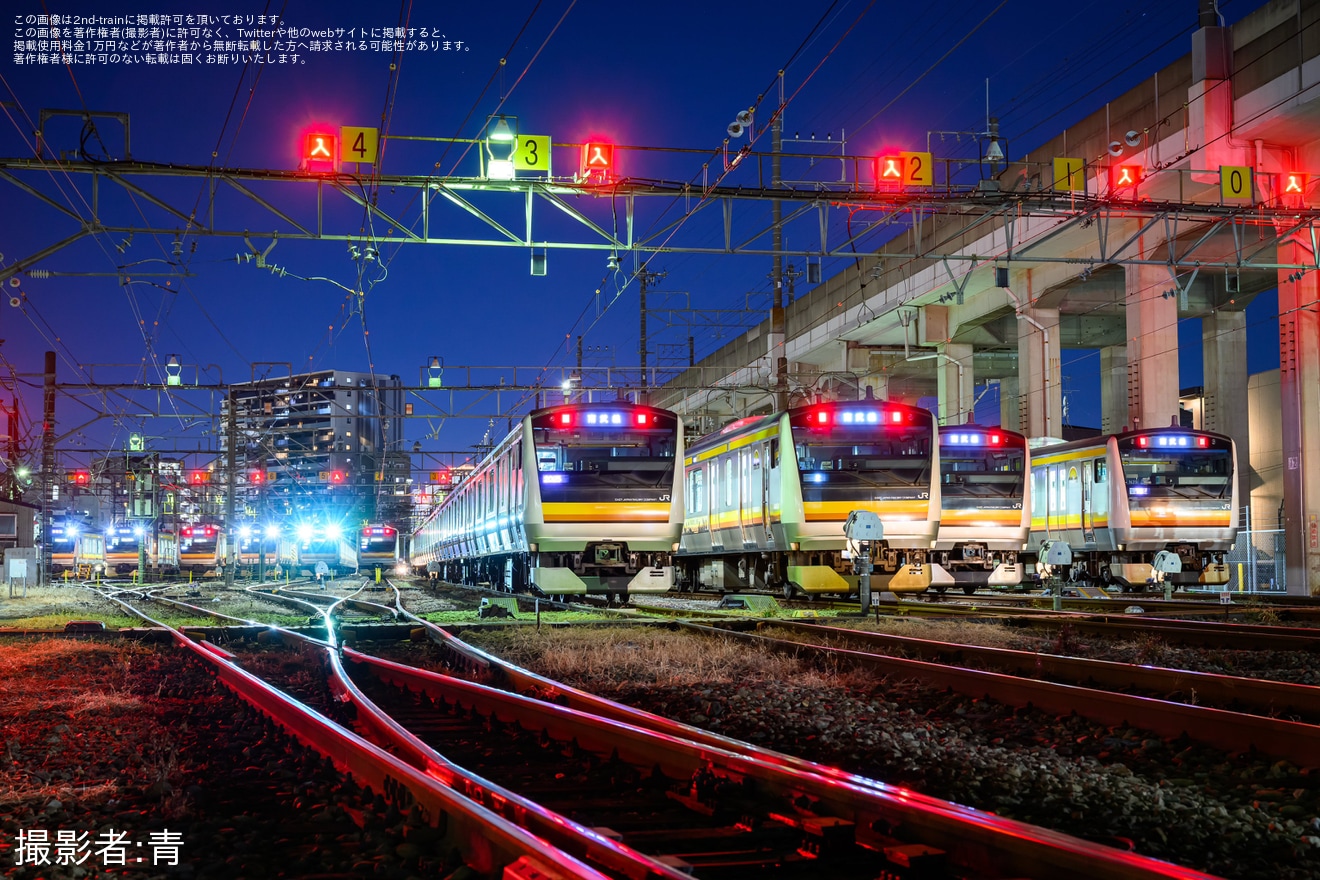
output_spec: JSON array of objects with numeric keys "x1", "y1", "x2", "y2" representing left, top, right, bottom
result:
[{"x1": 1222, "y1": 528, "x2": 1287, "y2": 593}]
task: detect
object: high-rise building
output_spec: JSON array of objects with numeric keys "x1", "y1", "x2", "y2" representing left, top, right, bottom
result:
[{"x1": 223, "y1": 370, "x2": 407, "y2": 525}]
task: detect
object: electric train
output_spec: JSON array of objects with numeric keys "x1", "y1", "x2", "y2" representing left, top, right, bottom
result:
[
  {"x1": 105, "y1": 526, "x2": 182, "y2": 577},
  {"x1": 357, "y1": 524, "x2": 401, "y2": 571},
  {"x1": 1026, "y1": 427, "x2": 1236, "y2": 590},
  {"x1": 931, "y1": 425, "x2": 1030, "y2": 593},
  {"x1": 48, "y1": 520, "x2": 106, "y2": 577},
  {"x1": 676, "y1": 399, "x2": 939, "y2": 598},
  {"x1": 410, "y1": 402, "x2": 685, "y2": 601},
  {"x1": 179, "y1": 523, "x2": 226, "y2": 575},
  {"x1": 281, "y1": 522, "x2": 357, "y2": 578},
  {"x1": 232, "y1": 524, "x2": 281, "y2": 576}
]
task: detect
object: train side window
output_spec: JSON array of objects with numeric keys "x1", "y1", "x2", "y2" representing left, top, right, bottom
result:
[
  {"x1": 724, "y1": 458, "x2": 733, "y2": 507},
  {"x1": 1094, "y1": 459, "x2": 1107, "y2": 482},
  {"x1": 693, "y1": 468, "x2": 705, "y2": 513},
  {"x1": 770, "y1": 439, "x2": 779, "y2": 468}
]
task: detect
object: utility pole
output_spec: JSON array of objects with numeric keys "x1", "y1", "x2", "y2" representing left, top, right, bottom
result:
[
  {"x1": 783, "y1": 262, "x2": 804, "y2": 304},
  {"x1": 40, "y1": 352, "x2": 55, "y2": 585},
  {"x1": 637, "y1": 265, "x2": 666, "y2": 403},
  {"x1": 771, "y1": 73, "x2": 788, "y2": 411},
  {"x1": 223, "y1": 387, "x2": 237, "y2": 587}
]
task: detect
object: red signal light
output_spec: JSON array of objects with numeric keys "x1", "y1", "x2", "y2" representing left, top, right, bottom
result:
[
  {"x1": 330, "y1": 470, "x2": 345, "y2": 484},
  {"x1": 72, "y1": 470, "x2": 89, "y2": 485},
  {"x1": 877, "y1": 155, "x2": 905, "y2": 185},
  {"x1": 579, "y1": 141, "x2": 614, "y2": 183},
  {"x1": 1284, "y1": 172, "x2": 1308, "y2": 195},
  {"x1": 1110, "y1": 164, "x2": 1142, "y2": 189},
  {"x1": 302, "y1": 132, "x2": 337, "y2": 170},
  {"x1": 250, "y1": 470, "x2": 264, "y2": 484},
  {"x1": 189, "y1": 470, "x2": 207, "y2": 485}
]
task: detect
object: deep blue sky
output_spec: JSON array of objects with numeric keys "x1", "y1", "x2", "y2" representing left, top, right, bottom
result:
[{"x1": 0, "y1": 0, "x2": 1275, "y2": 462}]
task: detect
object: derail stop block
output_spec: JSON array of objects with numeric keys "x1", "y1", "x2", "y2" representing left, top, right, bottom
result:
[
  {"x1": 716, "y1": 594, "x2": 780, "y2": 614},
  {"x1": 478, "y1": 596, "x2": 520, "y2": 619}
]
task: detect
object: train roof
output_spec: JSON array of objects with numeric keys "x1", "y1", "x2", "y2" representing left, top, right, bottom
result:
[
  {"x1": 1029, "y1": 426, "x2": 1234, "y2": 458},
  {"x1": 686, "y1": 398, "x2": 934, "y2": 458}
]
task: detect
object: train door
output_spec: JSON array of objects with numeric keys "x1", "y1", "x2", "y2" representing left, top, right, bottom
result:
[
  {"x1": 757, "y1": 443, "x2": 771, "y2": 544},
  {"x1": 1081, "y1": 461, "x2": 1096, "y2": 544},
  {"x1": 709, "y1": 463, "x2": 722, "y2": 551},
  {"x1": 736, "y1": 451, "x2": 750, "y2": 547}
]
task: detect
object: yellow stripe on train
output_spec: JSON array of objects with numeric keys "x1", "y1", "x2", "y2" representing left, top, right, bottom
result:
[
  {"x1": 803, "y1": 500, "x2": 931, "y2": 521},
  {"x1": 541, "y1": 502, "x2": 672, "y2": 523}
]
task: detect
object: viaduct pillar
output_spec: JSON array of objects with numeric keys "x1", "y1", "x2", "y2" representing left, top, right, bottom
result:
[
  {"x1": 936, "y1": 343, "x2": 974, "y2": 426},
  {"x1": 1202, "y1": 309, "x2": 1251, "y2": 514},
  {"x1": 1100, "y1": 346, "x2": 1129, "y2": 434},
  {"x1": 1277, "y1": 236, "x2": 1320, "y2": 595},
  {"x1": 1124, "y1": 261, "x2": 1181, "y2": 431}
]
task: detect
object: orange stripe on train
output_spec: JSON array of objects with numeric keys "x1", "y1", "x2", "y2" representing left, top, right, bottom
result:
[
  {"x1": 542, "y1": 502, "x2": 671, "y2": 523},
  {"x1": 803, "y1": 500, "x2": 931, "y2": 522}
]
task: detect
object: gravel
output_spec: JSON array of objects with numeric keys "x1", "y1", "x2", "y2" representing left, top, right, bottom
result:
[
  {"x1": 413, "y1": 625, "x2": 1320, "y2": 880},
  {"x1": 0, "y1": 636, "x2": 461, "y2": 880}
]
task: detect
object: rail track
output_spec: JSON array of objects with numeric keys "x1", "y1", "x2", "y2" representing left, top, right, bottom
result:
[{"x1": 84, "y1": 578, "x2": 1219, "y2": 879}]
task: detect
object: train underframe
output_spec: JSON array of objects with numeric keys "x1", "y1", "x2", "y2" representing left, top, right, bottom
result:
[
  {"x1": 930, "y1": 544, "x2": 1024, "y2": 594},
  {"x1": 1036, "y1": 542, "x2": 1230, "y2": 592},
  {"x1": 676, "y1": 544, "x2": 934, "y2": 599},
  {"x1": 435, "y1": 542, "x2": 674, "y2": 604}
]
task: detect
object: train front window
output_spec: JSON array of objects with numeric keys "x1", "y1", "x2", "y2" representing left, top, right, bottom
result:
[
  {"x1": 1121, "y1": 449, "x2": 1232, "y2": 499},
  {"x1": 940, "y1": 447, "x2": 1026, "y2": 498},
  {"x1": 533, "y1": 431, "x2": 676, "y2": 490},
  {"x1": 793, "y1": 430, "x2": 932, "y2": 491}
]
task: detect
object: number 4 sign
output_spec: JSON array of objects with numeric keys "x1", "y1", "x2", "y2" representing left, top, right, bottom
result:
[{"x1": 341, "y1": 126, "x2": 379, "y2": 167}]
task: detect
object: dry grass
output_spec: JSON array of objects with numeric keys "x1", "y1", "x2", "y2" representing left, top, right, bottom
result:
[
  {"x1": 840, "y1": 616, "x2": 1028, "y2": 649},
  {"x1": 473, "y1": 626, "x2": 875, "y2": 690},
  {"x1": 0, "y1": 779, "x2": 120, "y2": 811}
]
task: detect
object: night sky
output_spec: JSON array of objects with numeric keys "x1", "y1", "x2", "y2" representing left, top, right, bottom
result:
[{"x1": 0, "y1": 0, "x2": 1277, "y2": 467}]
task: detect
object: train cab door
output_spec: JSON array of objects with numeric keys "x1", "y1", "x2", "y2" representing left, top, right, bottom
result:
[{"x1": 1081, "y1": 461, "x2": 1096, "y2": 545}]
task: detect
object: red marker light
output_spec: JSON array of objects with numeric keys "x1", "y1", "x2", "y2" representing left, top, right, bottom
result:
[
  {"x1": 1137, "y1": 436, "x2": 1149, "y2": 448},
  {"x1": 890, "y1": 411, "x2": 903, "y2": 424},
  {"x1": 559, "y1": 412, "x2": 572, "y2": 426},
  {"x1": 636, "y1": 412, "x2": 648, "y2": 425},
  {"x1": 990, "y1": 433, "x2": 1002, "y2": 445},
  {"x1": 304, "y1": 133, "x2": 335, "y2": 158},
  {"x1": 579, "y1": 141, "x2": 615, "y2": 183},
  {"x1": 1110, "y1": 164, "x2": 1143, "y2": 189},
  {"x1": 816, "y1": 410, "x2": 830, "y2": 425},
  {"x1": 1197, "y1": 436, "x2": 1209, "y2": 448}
]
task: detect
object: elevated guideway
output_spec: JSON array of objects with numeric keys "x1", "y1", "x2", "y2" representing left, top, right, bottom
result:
[{"x1": 657, "y1": 0, "x2": 1320, "y2": 595}]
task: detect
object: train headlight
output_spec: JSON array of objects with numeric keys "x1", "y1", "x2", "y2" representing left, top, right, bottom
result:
[
  {"x1": 325, "y1": 523, "x2": 343, "y2": 541},
  {"x1": 264, "y1": 524, "x2": 281, "y2": 540},
  {"x1": 296, "y1": 523, "x2": 314, "y2": 542}
]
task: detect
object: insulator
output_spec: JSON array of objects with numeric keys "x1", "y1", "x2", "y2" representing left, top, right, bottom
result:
[{"x1": 28, "y1": 269, "x2": 51, "y2": 279}]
